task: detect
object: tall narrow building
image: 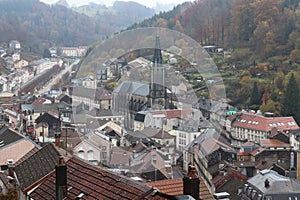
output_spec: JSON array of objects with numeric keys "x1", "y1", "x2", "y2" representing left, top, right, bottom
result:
[{"x1": 149, "y1": 35, "x2": 168, "y2": 109}]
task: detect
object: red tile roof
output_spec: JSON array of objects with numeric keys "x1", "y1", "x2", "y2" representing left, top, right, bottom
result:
[
  {"x1": 260, "y1": 139, "x2": 290, "y2": 148},
  {"x1": 241, "y1": 141, "x2": 255, "y2": 147},
  {"x1": 237, "y1": 152, "x2": 250, "y2": 156},
  {"x1": 29, "y1": 156, "x2": 166, "y2": 200},
  {"x1": 250, "y1": 147, "x2": 265, "y2": 156},
  {"x1": 231, "y1": 113, "x2": 299, "y2": 132},
  {"x1": 32, "y1": 98, "x2": 46, "y2": 104},
  {"x1": 151, "y1": 109, "x2": 192, "y2": 119},
  {"x1": 147, "y1": 177, "x2": 213, "y2": 200}
]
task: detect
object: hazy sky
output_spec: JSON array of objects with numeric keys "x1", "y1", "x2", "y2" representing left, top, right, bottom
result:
[{"x1": 40, "y1": 0, "x2": 190, "y2": 8}]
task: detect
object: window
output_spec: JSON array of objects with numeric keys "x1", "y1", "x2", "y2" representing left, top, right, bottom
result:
[
  {"x1": 78, "y1": 150, "x2": 84, "y2": 159},
  {"x1": 87, "y1": 150, "x2": 94, "y2": 160},
  {"x1": 101, "y1": 151, "x2": 107, "y2": 160}
]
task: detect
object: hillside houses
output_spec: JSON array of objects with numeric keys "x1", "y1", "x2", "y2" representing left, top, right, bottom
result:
[{"x1": 60, "y1": 46, "x2": 87, "y2": 57}]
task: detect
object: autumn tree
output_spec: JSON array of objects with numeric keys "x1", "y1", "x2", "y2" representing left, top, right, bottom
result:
[
  {"x1": 231, "y1": 0, "x2": 255, "y2": 43},
  {"x1": 260, "y1": 99, "x2": 276, "y2": 114}
]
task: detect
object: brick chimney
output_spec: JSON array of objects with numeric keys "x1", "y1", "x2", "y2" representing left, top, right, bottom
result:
[
  {"x1": 7, "y1": 159, "x2": 15, "y2": 178},
  {"x1": 55, "y1": 132, "x2": 61, "y2": 148},
  {"x1": 183, "y1": 165, "x2": 200, "y2": 200},
  {"x1": 56, "y1": 156, "x2": 67, "y2": 200}
]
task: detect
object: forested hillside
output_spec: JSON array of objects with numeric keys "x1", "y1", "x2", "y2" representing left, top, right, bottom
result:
[
  {"x1": 0, "y1": 0, "x2": 154, "y2": 54},
  {"x1": 129, "y1": 0, "x2": 300, "y2": 122},
  {"x1": 130, "y1": 0, "x2": 300, "y2": 62}
]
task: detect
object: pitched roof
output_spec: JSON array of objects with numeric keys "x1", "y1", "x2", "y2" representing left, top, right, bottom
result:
[
  {"x1": 130, "y1": 150, "x2": 169, "y2": 178},
  {"x1": 0, "y1": 139, "x2": 38, "y2": 166},
  {"x1": 72, "y1": 86, "x2": 111, "y2": 100},
  {"x1": 15, "y1": 146, "x2": 40, "y2": 165},
  {"x1": 152, "y1": 130, "x2": 175, "y2": 140},
  {"x1": 35, "y1": 112, "x2": 60, "y2": 125},
  {"x1": 199, "y1": 137, "x2": 235, "y2": 156},
  {"x1": 113, "y1": 81, "x2": 149, "y2": 97},
  {"x1": 260, "y1": 139, "x2": 290, "y2": 148},
  {"x1": 29, "y1": 156, "x2": 165, "y2": 200},
  {"x1": 61, "y1": 129, "x2": 83, "y2": 148},
  {"x1": 32, "y1": 98, "x2": 47, "y2": 104},
  {"x1": 247, "y1": 169, "x2": 300, "y2": 194},
  {"x1": 151, "y1": 109, "x2": 192, "y2": 119},
  {"x1": 0, "y1": 126, "x2": 24, "y2": 148},
  {"x1": 269, "y1": 129, "x2": 288, "y2": 138},
  {"x1": 232, "y1": 113, "x2": 299, "y2": 132},
  {"x1": 15, "y1": 143, "x2": 61, "y2": 191},
  {"x1": 250, "y1": 147, "x2": 265, "y2": 156},
  {"x1": 241, "y1": 141, "x2": 256, "y2": 147},
  {"x1": 147, "y1": 177, "x2": 213, "y2": 200}
]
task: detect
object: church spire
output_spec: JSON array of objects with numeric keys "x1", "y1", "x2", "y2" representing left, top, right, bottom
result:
[
  {"x1": 148, "y1": 33, "x2": 168, "y2": 109},
  {"x1": 153, "y1": 34, "x2": 162, "y2": 65}
]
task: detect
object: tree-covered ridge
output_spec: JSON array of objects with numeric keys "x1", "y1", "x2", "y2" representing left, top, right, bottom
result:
[
  {"x1": 127, "y1": 2, "x2": 191, "y2": 31},
  {"x1": 130, "y1": 0, "x2": 300, "y2": 61},
  {"x1": 72, "y1": 1, "x2": 155, "y2": 30},
  {"x1": 0, "y1": 0, "x2": 155, "y2": 54}
]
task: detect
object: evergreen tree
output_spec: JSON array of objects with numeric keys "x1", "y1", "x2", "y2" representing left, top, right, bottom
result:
[
  {"x1": 43, "y1": 48, "x2": 51, "y2": 58},
  {"x1": 250, "y1": 81, "x2": 261, "y2": 105},
  {"x1": 282, "y1": 73, "x2": 300, "y2": 117}
]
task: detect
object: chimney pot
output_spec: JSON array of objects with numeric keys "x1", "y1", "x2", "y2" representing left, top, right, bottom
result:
[
  {"x1": 264, "y1": 178, "x2": 270, "y2": 188},
  {"x1": 183, "y1": 165, "x2": 200, "y2": 200},
  {"x1": 55, "y1": 132, "x2": 61, "y2": 148},
  {"x1": 56, "y1": 157, "x2": 67, "y2": 200},
  {"x1": 7, "y1": 159, "x2": 15, "y2": 177}
]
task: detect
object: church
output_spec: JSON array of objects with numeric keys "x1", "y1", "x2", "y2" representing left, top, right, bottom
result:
[{"x1": 112, "y1": 35, "x2": 175, "y2": 129}]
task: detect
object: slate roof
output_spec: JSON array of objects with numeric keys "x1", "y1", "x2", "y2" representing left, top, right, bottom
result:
[
  {"x1": 29, "y1": 156, "x2": 165, "y2": 200},
  {"x1": 32, "y1": 102, "x2": 69, "y2": 113},
  {"x1": 56, "y1": 94, "x2": 72, "y2": 104},
  {"x1": 147, "y1": 177, "x2": 214, "y2": 200},
  {"x1": 130, "y1": 149, "x2": 168, "y2": 178},
  {"x1": 186, "y1": 128, "x2": 233, "y2": 156},
  {"x1": 247, "y1": 169, "x2": 300, "y2": 195},
  {"x1": 152, "y1": 130, "x2": 175, "y2": 139},
  {"x1": 35, "y1": 112, "x2": 60, "y2": 125},
  {"x1": 14, "y1": 143, "x2": 61, "y2": 191},
  {"x1": 86, "y1": 108, "x2": 122, "y2": 117},
  {"x1": 0, "y1": 125, "x2": 23, "y2": 148},
  {"x1": 199, "y1": 137, "x2": 235, "y2": 156},
  {"x1": 72, "y1": 86, "x2": 111, "y2": 100},
  {"x1": 113, "y1": 80, "x2": 149, "y2": 97},
  {"x1": 61, "y1": 129, "x2": 83, "y2": 148}
]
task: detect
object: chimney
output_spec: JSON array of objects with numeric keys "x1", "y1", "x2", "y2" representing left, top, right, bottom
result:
[
  {"x1": 183, "y1": 165, "x2": 200, "y2": 200},
  {"x1": 264, "y1": 179, "x2": 270, "y2": 188},
  {"x1": 56, "y1": 156, "x2": 67, "y2": 200},
  {"x1": 55, "y1": 132, "x2": 61, "y2": 148},
  {"x1": 7, "y1": 159, "x2": 14, "y2": 178}
]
